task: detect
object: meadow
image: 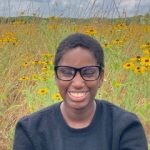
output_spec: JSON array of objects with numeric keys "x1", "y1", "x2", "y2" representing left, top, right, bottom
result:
[{"x1": 0, "y1": 17, "x2": 150, "y2": 149}]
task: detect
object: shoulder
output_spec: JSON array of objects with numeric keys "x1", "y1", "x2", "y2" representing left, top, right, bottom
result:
[
  {"x1": 96, "y1": 99, "x2": 148, "y2": 148},
  {"x1": 16, "y1": 102, "x2": 60, "y2": 130},
  {"x1": 96, "y1": 99, "x2": 141, "y2": 125}
]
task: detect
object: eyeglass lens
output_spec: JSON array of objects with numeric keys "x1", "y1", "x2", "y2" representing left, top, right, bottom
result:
[{"x1": 56, "y1": 66, "x2": 100, "y2": 81}]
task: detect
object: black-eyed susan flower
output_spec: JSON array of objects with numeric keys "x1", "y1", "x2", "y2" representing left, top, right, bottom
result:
[
  {"x1": 41, "y1": 66, "x2": 49, "y2": 72},
  {"x1": 41, "y1": 61, "x2": 53, "y2": 65},
  {"x1": 32, "y1": 60, "x2": 42, "y2": 65},
  {"x1": 37, "y1": 88, "x2": 48, "y2": 95},
  {"x1": 47, "y1": 60, "x2": 53, "y2": 65},
  {"x1": 41, "y1": 61, "x2": 47, "y2": 66},
  {"x1": 113, "y1": 23, "x2": 127, "y2": 30},
  {"x1": 111, "y1": 39, "x2": 124, "y2": 45},
  {"x1": 41, "y1": 76, "x2": 48, "y2": 81},
  {"x1": 103, "y1": 43, "x2": 112, "y2": 48},
  {"x1": 84, "y1": 29, "x2": 97, "y2": 36},
  {"x1": 22, "y1": 62, "x2": 28, "y2": 67},
  {"x1": 140, "y1": 58, "x2": 150, "y2": 67},
  {"x1": 143, "y1": 49, "x2": 150, "y2": 55},
  {"x1": 140, "y1": 42, "x2": 150, "y2": 49},
  {"x1": 133, "y1": 66, "x2": 147, "y2": 74},
  {"x1": 123, "y1": 62, "x2": 135, "y2": 70},
  {"x1": 19, "y1": 76, "x2": 29, "y2": 81},
  {"x1": 52, "y1": 93, "x2": 62, "y2": 102},
  {"x1": 130, "y1": 56, "x2": 141, "y2": 62}
]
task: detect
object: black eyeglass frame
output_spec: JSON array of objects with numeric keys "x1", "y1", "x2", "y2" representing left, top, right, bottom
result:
[{"x1": 54, "y1": 65, "x2": 104, "y2": 81}]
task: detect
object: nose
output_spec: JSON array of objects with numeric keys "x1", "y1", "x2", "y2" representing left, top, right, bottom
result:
[{"x1": 71, "y1": 72, "x2": 85, "y2": 88}]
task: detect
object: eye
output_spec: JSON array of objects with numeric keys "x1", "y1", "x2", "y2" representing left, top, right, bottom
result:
[
  {"x1": 58, "y1": 67, "x2": 74, "y2": 77},
  {"x1": 82, "y1": 68, "x2": 98, "y2": 77}
]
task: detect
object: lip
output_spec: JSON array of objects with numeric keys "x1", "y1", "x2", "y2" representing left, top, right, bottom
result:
[{"x1": 68, "y1": 91, "x2": 88, "y2": 102}]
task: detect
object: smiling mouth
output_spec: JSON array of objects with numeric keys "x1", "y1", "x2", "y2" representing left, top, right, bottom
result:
[{"x1": 68, "y1": 91, "x2": 88, "y2": 100}]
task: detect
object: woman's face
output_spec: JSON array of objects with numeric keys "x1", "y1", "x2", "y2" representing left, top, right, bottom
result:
[{"x1": 55, "y1": 47, "x2": 104, "y2": 110}]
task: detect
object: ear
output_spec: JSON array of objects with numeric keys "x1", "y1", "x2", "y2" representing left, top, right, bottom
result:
[{"x1": 98, "y1": 71, "x2": 104, "y2": 88}]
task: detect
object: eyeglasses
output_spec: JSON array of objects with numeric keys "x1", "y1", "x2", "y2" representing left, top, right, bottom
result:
[{"x1": 54, "y1": 66, "x2": 103, "y2": 81}]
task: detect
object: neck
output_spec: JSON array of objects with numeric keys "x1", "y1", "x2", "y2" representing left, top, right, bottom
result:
[{"x1": 60, "y1": 100, "x2": 96, "y2": 128}]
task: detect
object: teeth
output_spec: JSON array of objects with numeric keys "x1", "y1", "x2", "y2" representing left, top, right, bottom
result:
[{"x1": 69, "y1": 92, "x2": 86, "y2": 98}]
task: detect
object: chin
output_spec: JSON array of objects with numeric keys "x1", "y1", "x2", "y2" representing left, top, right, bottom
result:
[{"x1": 65, "y1": 98, "x2": 93, "y2": 110}]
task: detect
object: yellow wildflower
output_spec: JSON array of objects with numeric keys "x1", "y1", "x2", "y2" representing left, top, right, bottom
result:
[
  {"x1": 140, "y1": 58, "x2": 150, "y2": 67},
  {"x1": 140, "y1": 42, "x2": 150, "y2": 49},
  {"x1": 46, "y1": 60, "x2": 53, "y2": 65},
  {"x1": 4, "y1": 32, "x2": 15, "y2": 37},
  {"x1": 52, "y1": 93, "x2": 62, "y2": 102},
  {"x1": 41, "y1": 66, "x2": 48, "y2": 72},
  {"x1": 41, "y1": 61, "x2": 53, "y2": 65},
  {"x1": 37, "y1": 88, "x2": 48, "y2": 95},
  {"x1": 103, "y1": 43, "x2": 112, "y2": 48},
  {"x1": 143, "y1": 49, "x2": 150, "y2": 55},
  {"x1": 41, "y1": 61, "x2": 47, "y2": 66},
  {"x1": 123, "y1": 62, "x2": 135, "y2": 70},
  {"x1": 40, "y1": 76, "x2": 48, "y2": 81},
  {"x1": 130, "y1": 56, "x2": 141, "y2": 62},
  {"x1": 19, "y1": 77, "x2": 29, "y2": 81},
  {"x1": 111, "y1": 39, "x2": 124, "y2": 45},
  {"x1": 133, "y1": 66, "x2": 147, "y2": 74},
  {"x1": 22, "y1": 62, "x2": 28, "y2": 67},
  {"x1": 32, "y1": 60, "x2": 42, "y2": 65},
  {"x1": 113, "y1": 23, "x2": 127, "y2": 30},
  {"x1": 84, "y1": 29, "x2": 97, "y2": 36}
]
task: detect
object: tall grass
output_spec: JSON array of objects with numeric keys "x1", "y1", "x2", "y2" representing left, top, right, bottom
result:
[{"x1": 0, "y1": 17, "x2": 150, "y2": 150}]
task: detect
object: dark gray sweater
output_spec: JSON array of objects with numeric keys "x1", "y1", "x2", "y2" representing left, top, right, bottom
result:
[{"x1": 13, "y1": 100, "x2": 148, "y2": 150}]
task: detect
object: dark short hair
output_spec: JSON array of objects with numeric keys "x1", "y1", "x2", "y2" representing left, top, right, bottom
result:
[{"x1": 54, "y1": 33, "x2": 104, "y2": 68}]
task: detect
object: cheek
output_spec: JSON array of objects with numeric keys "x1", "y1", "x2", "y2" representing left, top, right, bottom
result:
[
  {"x1": 56, "y1": 81, "x2": 64, "y2": 90},
  {"x1": 88, "y1": 82, "x2": 99, "y2": 96},
  {"x1": 89, "y1": 78, "x2": 103, "y2": 96},
  {"x1": 55, "y1": 79, "x2": 69, "y2": 96}
]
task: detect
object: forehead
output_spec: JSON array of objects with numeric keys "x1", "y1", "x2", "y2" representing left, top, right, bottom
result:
[{"x1": 58, "y1": 47, "x2": 97, "y2": 67}]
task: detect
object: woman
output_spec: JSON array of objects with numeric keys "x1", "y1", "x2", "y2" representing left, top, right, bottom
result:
[{"x1": 13, "y1": 33, "x2": 148, "y2": 150}]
